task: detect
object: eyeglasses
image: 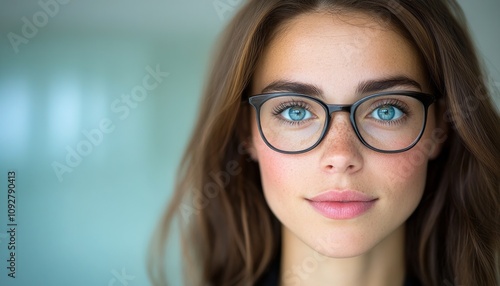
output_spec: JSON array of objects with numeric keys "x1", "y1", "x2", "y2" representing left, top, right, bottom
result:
[{"x1": 248, "y1": 91, "x2": 436, "y2": 154}]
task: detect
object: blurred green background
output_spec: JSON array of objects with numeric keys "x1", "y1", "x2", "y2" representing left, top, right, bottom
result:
[{"x1": 0, "y1": 1, "x2": 498, "y2": 285}]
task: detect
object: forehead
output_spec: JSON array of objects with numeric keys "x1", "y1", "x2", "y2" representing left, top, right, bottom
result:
[{"x1": 252, "y1": 12, "x2": 427, "y2": 100}]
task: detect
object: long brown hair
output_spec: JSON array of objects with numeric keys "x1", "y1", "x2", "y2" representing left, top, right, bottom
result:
[{"x1": 149, "y1": 1, "x2": 500, "y2": 285}]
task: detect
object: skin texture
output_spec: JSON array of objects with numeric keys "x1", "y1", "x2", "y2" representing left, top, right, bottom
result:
[{"x1": 249, "y1": 12, "x2": 443, "y2": 286}]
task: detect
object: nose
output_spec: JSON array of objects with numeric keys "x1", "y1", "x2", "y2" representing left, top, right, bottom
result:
[{"x1": 319, "y1": 113, "x2": 363, "y2": 174}]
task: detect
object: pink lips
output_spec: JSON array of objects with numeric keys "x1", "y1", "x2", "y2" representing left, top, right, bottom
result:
[{"x1": 307, "y1": 190, "x2": 377, "y2": 219}]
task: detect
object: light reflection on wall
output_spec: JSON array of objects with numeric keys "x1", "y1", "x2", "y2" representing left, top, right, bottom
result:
[
  {"x1": 0, "y1": 77, "x2": 31, "y2": 158},
  {"x1": 48, "y1": 74, "x2": 81, "y2": 153}
]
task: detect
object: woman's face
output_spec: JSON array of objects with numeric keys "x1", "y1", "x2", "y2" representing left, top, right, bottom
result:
[{"x1": 250, "y1": 12, "x2": 441, "y2": 257}]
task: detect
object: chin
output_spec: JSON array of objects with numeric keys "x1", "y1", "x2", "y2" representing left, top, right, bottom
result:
[
  {"x1": 301, "y1": 223, "x2": 404, "y2": 259},
  {"x1": 300, "y1": 231, "x2": 374, "y2": 257},
  {"x1": 312, "y1": 240, "x2": 376, "y2": 259}
]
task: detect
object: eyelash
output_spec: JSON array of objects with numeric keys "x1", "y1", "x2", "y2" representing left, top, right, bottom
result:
[
  {"x1": 369, "y1": 99, "x2": 411, "y2": 124},
  {"x1": 272, "y1": 101, "x2": 313, "y2": 125}
]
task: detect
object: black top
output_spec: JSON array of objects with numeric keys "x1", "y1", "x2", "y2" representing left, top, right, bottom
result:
[{"x1": 256, "y1": 257, "x2": 421, "y2": 286}]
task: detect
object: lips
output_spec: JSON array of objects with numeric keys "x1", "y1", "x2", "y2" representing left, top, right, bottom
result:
[{"x1": 307, "y1": 190, "x2": 377, "y2": 220}]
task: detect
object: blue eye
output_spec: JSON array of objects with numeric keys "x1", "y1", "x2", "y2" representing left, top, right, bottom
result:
[
  {"x1": 281, "y1": 106, "x2": 312, "y2": 121},
  {"x1": 371, "y1": 105, "x2": 403, "y2": 121}
]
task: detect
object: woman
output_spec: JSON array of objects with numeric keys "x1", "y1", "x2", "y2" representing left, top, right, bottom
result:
[{"x1": 149, "y1": 0, "x2": 500, "y2": 285}]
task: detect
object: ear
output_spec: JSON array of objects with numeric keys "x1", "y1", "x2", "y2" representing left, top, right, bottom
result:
[
  {"x1": 245, "y1": 139, "x2": 259, "y2": 162},
  {"x1": 238, "y1": 104, "x2": 259, "y2": 162},
  {"x1": 428, "y1": 98, "x2": 449, "y2": 160}
]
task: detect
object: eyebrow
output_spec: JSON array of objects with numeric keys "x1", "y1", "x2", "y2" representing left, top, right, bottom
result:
[
  {"x1": 356, "y1": 76, "x2": 422, "y2": 94},
  {"x1": 259, "y1": 76, "x2": 422, "y2": 98},
  {"x1": 260, "y1": 80, "x2": 324, "y2": 98}
]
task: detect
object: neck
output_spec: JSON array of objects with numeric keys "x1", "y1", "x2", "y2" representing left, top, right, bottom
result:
[{"x1": 279, "y1": 225, "x2": 406, "y2": 286}]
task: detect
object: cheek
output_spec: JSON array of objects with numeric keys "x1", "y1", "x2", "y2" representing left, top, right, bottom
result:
[
  {"x1": 250, "y1": 118, "x2": 308, "y2": 209},
  {"x1": 252, "y1": 123, "x2": 292, "y2": 190},
  {"x1": 379, "y1": 151, "x2": 428, "y2": 207},
  {"x1": 371, "y1": 133, "x2": 434, "y2": 228},
  {"x1": 382, "y1": 149, "x2": 429, "y2": 188},
  {"x1": 383, "y1": 112, "x2": 440, "y2": 186}
]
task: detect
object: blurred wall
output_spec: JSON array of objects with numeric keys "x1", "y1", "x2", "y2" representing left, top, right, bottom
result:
[{"x1": 0, "y1": 1, "x2": 498, "y2": 285}]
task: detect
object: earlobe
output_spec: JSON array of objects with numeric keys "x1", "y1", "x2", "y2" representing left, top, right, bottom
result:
[
  {"x1": 427, "y1": 128, "x2": 447, "y2": 159},
  {"x1": 428, "y1": 99, "x2": 449, "y2": 160},
  {"x1": 248, "y1": 142, "x2": 259, "y2": 161},
  {"x1": 241, "y1": 139, "x2": 259, "y2": 161}
]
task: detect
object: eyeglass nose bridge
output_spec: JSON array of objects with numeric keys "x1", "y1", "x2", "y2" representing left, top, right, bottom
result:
[
  {"x1": 326, "y1": 104, "x2": 352, "y2": 115},
  {"x1": 321, "y1": 104, "x2": 358, "y2": 144},
  {"x1": 307, "y1": 103, "x2": 365, "y2": 158}
]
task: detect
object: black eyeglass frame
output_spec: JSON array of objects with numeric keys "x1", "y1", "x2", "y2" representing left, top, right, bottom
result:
[{"x1": 248, "y1": 91, "x2": 436, "y2": 154}]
